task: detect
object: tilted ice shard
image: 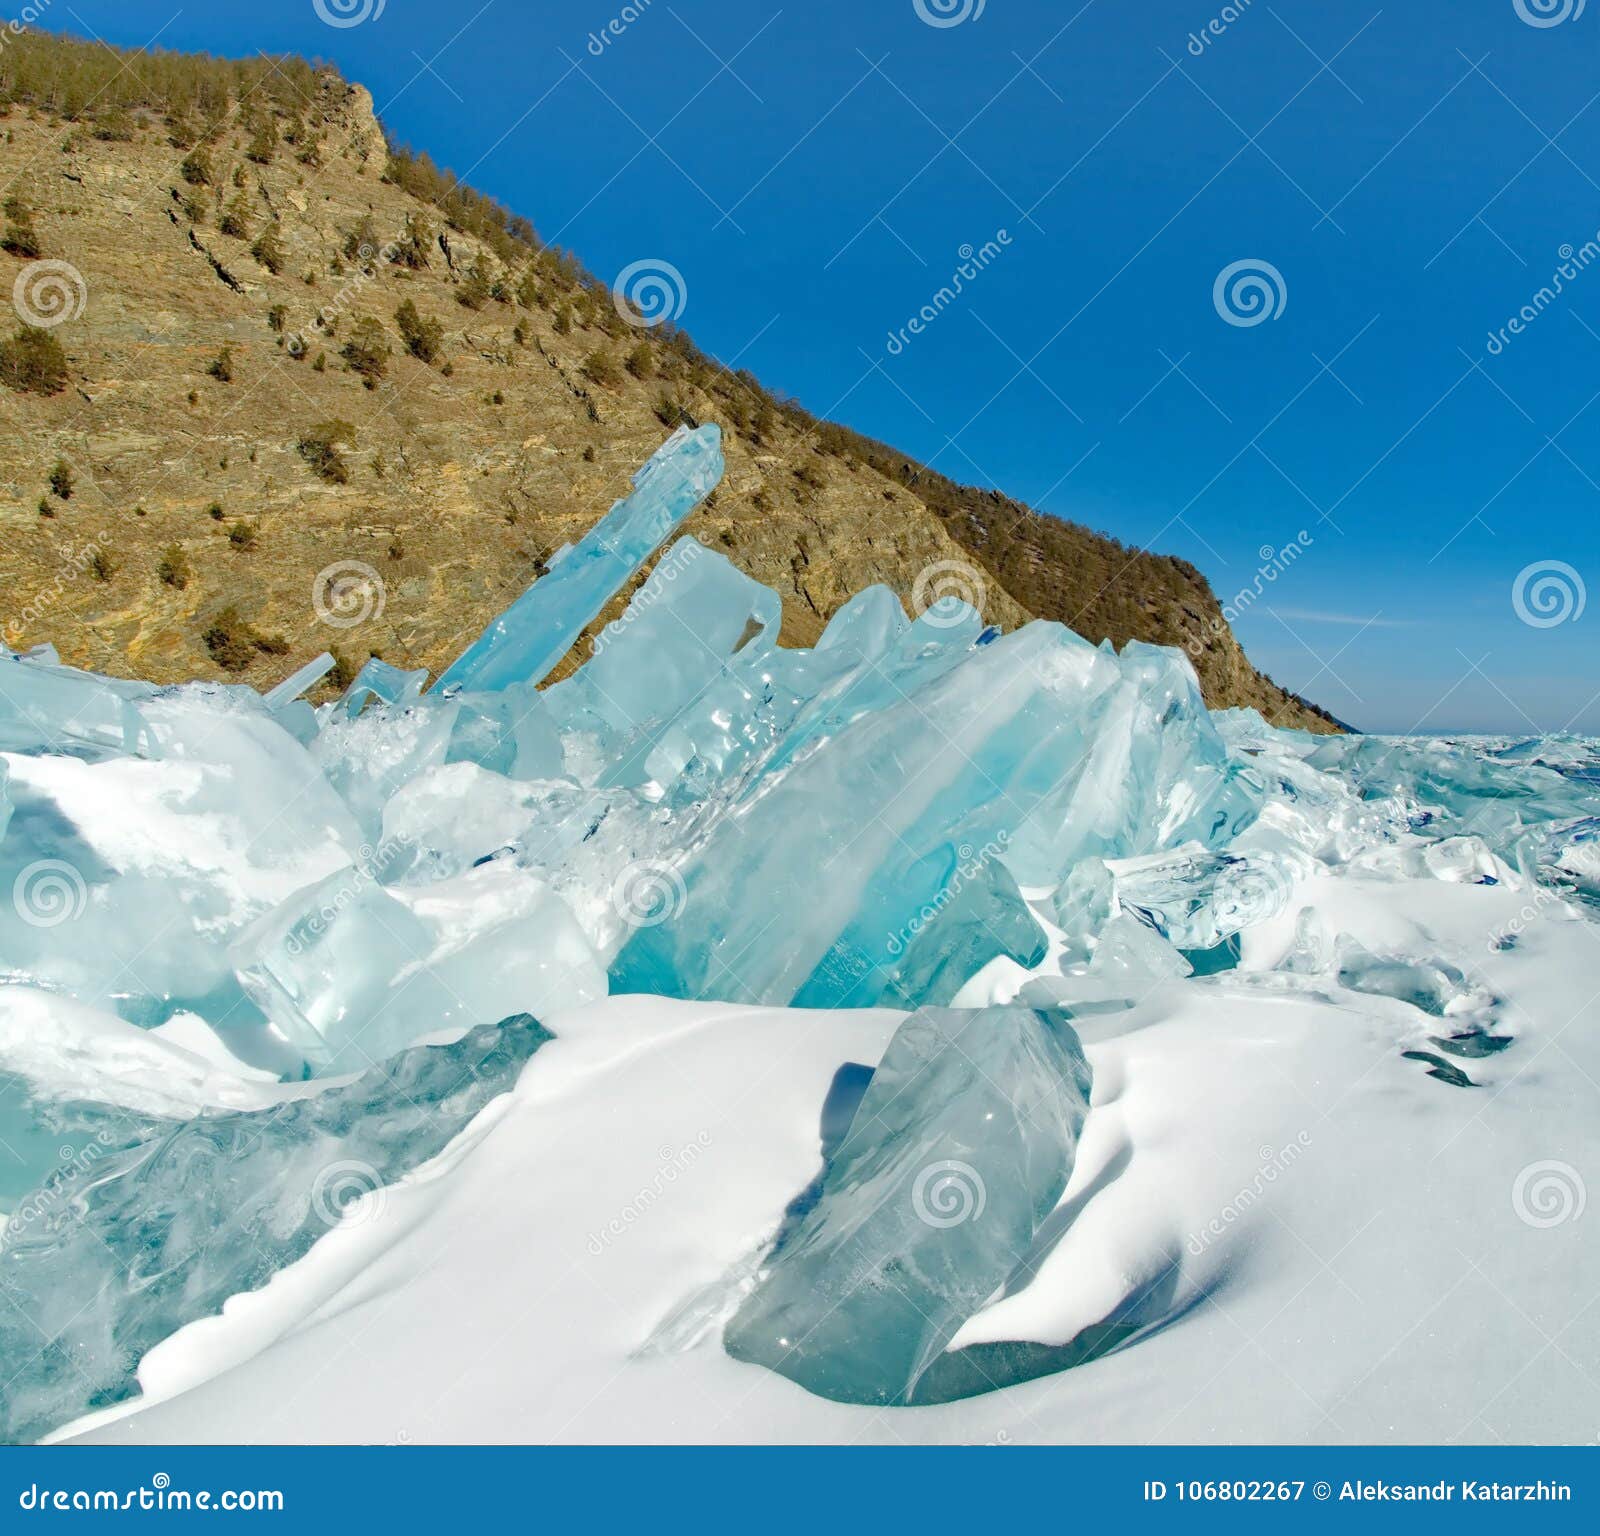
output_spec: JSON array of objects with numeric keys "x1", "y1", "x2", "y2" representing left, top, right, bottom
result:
[
  {"x1": 723, "y1": 1006, "x2": 1093, "y2": 1406},
  {"x1": 611, "y1": 621, "x2": 1257, "y2": 1007},
  {"x1": 0, "y1": 1013, "x2": 554, "y2": 1445},
  {"x1": 0, "y1": 650, "x2": 157, "y2": 757},
  {"x1": 338, "y1": 656, "x2": 427, "y2": 717},
  {"x1": 261, "y1": 651, "x2": 335, "y2": 712},
  {"x1": 433, "y1": 425, "x2": 725, "y2": 696},
  {"x1": 544, "y1": 535, "x2": 783, "y2": 789}
]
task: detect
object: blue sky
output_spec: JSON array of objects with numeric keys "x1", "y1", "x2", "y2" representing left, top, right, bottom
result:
[{"x1": 42, "y1": 0, "x2": 1600, "y2": 733}]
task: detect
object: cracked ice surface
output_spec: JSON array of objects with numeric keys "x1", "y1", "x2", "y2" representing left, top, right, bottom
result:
[{"x1": 0, "y1": 426, "x2": 1597, "y2": 1443}]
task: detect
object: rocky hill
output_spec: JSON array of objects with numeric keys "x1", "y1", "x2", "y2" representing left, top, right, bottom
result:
[{"x1": 0, "y1": 32, "x2": 1337, "y2": 730}]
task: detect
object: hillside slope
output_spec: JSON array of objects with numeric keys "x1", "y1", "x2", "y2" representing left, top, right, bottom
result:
[{"x1": 0, "y1": 35, "x2": 1336, "y2": 730}]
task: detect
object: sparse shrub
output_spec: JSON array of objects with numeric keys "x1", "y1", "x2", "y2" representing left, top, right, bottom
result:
[
  {"x1": 341, "y1": 316, "x2": 390, "y2": 387},
  {"x1": 157, "y1": 544, "x2": 190, "y2": 588},
  {"x1": 581, "y1": 347, "x2": 619, "y2": 388},
  {"x1": 206, "y1": 345, "x2": 233, "y2": 382},
  {"x1": 251, "y1": 226, "x2": 284, "y2": 274},
  {"x1": 328, "y1": 649, "x2": 360, "y2": 693},
  {"x1": 2, "y1": 197, "x2": 40, "y2": 258},
  {"x1": 207, "y1": 501, "x2": 224, "y2": 520},
  {"x1": 552, "y1": 304, "x2": 572, "y2": 336},
  {"x1": 582, "y1": 445, "x2": 596, "y2": 463},
  {"x1": 179, "y1": 146, "x2": 211, "y2": 186},
  {"x1": 88, "y1": 547, "x2": 118, "y2": 581},
  {"x1": 793, "y1": 461, "x2": 825, "y2": 500},
  {"x1": 394, "y1": 298, "x2": 443, "y2": 364},
  {"x1": 218, "y1": 193, "x2": 251, "y2": 239},
  {"x1": 298, "y1": 419, "x2": 354, "y2": 483},
  {"x1": 342, "y1": 215, "x2": 379, "y2": 264},
  {"x1": 0, "y1": 327, "x2": 67, "y2": 394},
  {"x1": 227, "y1": 519, "x2": 257, "y2": 550},
  {"x1": 456, "y1": 254, "x2": 492, "y2": 310},
  {"x1": 91, "y1": 107, "x2": 134, "y2": 142},
  {"x1": 266, "y1": 303, "x2": 287, "y2": 333},
  {"x1": 654, "y1": 388, "x2": 696, "y2": 429},
  {"x1": 391, "y1": 214, "x2": 431, "y2": 270},
  {"x1": 48, "y1": 459, "x2": 73, "y2": 499},
  {"x1": 203, "y1": 605, "x2": 285, "y2": 671},
  {"x1": 625, "y1": 341, "x2": 654, "y2": 379},
  {"x1": 244, "y1": 119, "x2": 276, "y2": 165}
]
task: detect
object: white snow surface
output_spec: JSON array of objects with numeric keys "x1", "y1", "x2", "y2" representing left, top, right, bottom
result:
[{"x1": 67, "y1": 868, "x2": 1600, "y2": 1446}]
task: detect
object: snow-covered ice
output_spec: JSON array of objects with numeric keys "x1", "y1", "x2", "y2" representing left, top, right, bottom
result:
[{"x1": 0, "y1": 425, "x2": 1594, "y2": 1444}]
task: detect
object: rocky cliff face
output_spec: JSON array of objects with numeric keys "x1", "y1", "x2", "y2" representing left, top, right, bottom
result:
[{"x1": 0, "y1": 55, "x2": 1336, "y2": 731}]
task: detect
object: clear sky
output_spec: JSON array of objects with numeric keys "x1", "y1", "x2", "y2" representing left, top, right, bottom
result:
[{"x1": 40, "y1": 0, "x2": 1600, "y2": 734}]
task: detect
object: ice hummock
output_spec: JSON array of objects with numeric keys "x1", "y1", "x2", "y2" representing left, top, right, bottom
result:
[
  {"x1": 1, "y1": 425, "x2": 1598, "y2": 1444},
  {"x1": 723, "y1": 1005, "x2": 1092, "y2": 1405},
  {"x1": 0, "y1": 1013, "x2": 553, "y2": 1445}
]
